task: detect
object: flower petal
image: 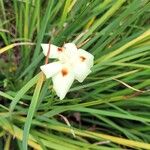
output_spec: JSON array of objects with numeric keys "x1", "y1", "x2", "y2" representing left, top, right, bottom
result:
[
  {"x1": 52, "y1": 65, "x2": 74, "y2": 100},
  {"x1": 78, "y1": 49, "x2": 94, "y2": 68},
  {"x1": 40, "y1": 62, "x2": 62, "y2": 78},
  {"x1": 63, "y1": 43, "x2": 78, "y2": 53},
  {"x1": 41, "y1": 43, "x2": 60, "y2": 58},
  {"x1": 73, "y1": 63, "x2": 91, "y2": 83},
  {"x1": 58, "y1": 43, "x2": 78, "y2": 64},
  {"x1": 63, "y1": 43, "x2": 78, "y2": 60}
]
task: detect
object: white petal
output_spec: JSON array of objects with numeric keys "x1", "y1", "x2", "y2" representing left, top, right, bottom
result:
[
  {"x1": 58, "y1": 43, "x2": 78, "y2": 64},
  {"x1": 41, "y1": 43, "x2": 59, "y2": 58},
  {"x1": 52, "y1": 65, "x2": 74, "y2": 100},
  {"x1": 73, "y1": 63, "x2": 91, "y2": 83},
  {"x1": 40, "y1": 62, "x2": 62, "y2": 78},
  {"x1": 63, "y1": 43, "x2": 78, "y2": 60},
  {"x1": 63, "y1": 43, "x2": 78, "y2": 53},
  {"x1": 78, "y1": 49, "x2": 94, "y2": 68}
]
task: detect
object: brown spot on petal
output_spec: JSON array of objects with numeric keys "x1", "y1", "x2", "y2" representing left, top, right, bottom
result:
[
  {"x1": 80, "y1": 56, "x2": 86, "y2": 62},
  {"x1": 61, "y1": 68, "x2": 68, "y2": 76},
  {"x1": 58, "y1": 47, "x2": 63, "y2": 52}
]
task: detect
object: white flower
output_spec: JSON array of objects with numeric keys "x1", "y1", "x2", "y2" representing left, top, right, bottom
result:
[{"x1": 40, "y1": 43, "x2": 94, "y2": 100}]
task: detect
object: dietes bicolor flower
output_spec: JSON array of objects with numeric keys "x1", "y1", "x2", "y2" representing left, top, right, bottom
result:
[{"x1": 40, "y1": 43, "x2": 94, "y2": 100}]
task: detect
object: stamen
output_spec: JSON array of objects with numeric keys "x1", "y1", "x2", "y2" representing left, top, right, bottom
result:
[
  {"x1": 80, "y1": 56, "x2": 86, "y2": 62},
  {"x1": 61, "y1": 68, "x2": 68, "y2": 76}
]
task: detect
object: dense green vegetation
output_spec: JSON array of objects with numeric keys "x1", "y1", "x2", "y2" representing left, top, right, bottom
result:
[{"x1": 0, "y1": 0, "x2": 150, "y2": 149}]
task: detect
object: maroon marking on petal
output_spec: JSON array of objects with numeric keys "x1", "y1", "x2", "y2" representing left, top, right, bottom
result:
[
  {"x1": 61, "y1": 68, "x2": 68, "y2": 76},
  {"x1": 80, "y1": 56, "x2": 86, "y2": 62},
  {"x1": 58, "y1": 47, "x2": 63, "y2": 52}
]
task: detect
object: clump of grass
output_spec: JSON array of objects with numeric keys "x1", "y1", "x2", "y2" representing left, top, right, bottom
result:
[{"x1": 0, "y1": 0, "x2": 150, "y2": 150}]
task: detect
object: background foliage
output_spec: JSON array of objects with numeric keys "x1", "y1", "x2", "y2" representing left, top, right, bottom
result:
[{"x1": 0, "y1": 0, "x2": 150, "y2": 149}]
